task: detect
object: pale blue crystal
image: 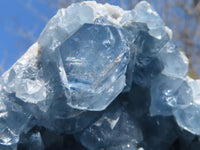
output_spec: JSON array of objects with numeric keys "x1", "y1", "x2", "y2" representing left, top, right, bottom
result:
[
  {"x1": 187, "y1": 79, "x2": 200, "y2": 105},
  {"x1": 172, "y1": 79, "x2": 200, "y2": 135},
  {"x1": 0, "y1": 1, "x2": 200, "y2": 149},
  {"x1": 150, "y1": 74, "x2": 193, "y2": 116},
  {"x1": 122, "y1": 22, "x2": 148, "y2": 90},
  {"x1": 158, "y1": 42, "x2": 189, "y2": 78},
  {"x1": 57, "y1": 23, "x2": 130, "y2": 111},
  {"x1": 79, "y1": 103, "x2": 143, "y2": 150},
  {"x1": 122, "y1": 1, "x2": 171, "y2": 40},
  {"x1": 0, "y1": 90, "x2": 30, "y2": 146},
  {"x1": 132, "y1": 31, "x2": 167, "y2": 87},
  {"x1": 174, "y1": 104, "x2": 200, "y2": 135},
  {"x1": 134, "y1": 30, "x2": 168, "y2": 67},
  {"x1": 133, "y1": 1, "x2": 164, "y2": 29},
  {"x1": 38, "y1": 2, "x2": 95, "y2": 52},
  {"x1": 41, "y1": 95, "x2": 102, "y2": 134}
]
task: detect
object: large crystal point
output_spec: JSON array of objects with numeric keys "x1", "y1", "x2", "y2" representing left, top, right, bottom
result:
[{"x1": 57, "y1": 23, "x2": 130, "y2": 111}]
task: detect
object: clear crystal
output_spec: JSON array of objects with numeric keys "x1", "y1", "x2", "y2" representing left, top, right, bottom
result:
[
  {"x1": 0, "y1": 1, "x2": 200, "y2": 149},
  {"x1": 174, "y1": 104, "x2": 200, "y2": 135},
  {"x1": 159, "y1": 42, "x2": 189, "y2": 78},
  {"x1": 150, "y1": 74, "x2": 193, "y2": 116},
  {"x1": 57, "y1": 23, "x2": 130, "y2": 111}
]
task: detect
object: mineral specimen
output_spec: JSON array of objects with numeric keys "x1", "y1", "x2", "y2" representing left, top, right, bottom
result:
[{"x1": 0, "y1": 1, "x2": 200, "y2": 150}]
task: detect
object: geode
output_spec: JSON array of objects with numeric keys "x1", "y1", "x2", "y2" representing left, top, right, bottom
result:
[{"x1": 0, "y1": 1, "x2": 200, "y2": 150}]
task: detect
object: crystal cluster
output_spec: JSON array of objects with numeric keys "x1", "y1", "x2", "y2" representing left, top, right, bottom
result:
[{"x1": 0, "y1": 1, "x2": 200, "y2": 150}]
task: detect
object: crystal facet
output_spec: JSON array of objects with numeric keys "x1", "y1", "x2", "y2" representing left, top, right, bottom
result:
[
  {"x1": 0, "y1": 1, "x2": 200, "y2": 150},
  {"x1": 58, "y1": 23, "x2": 130, "y2": 110}
]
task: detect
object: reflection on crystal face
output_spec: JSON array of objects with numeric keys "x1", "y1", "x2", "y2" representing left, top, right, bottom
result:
[
  {"x1": 187, "y1": 78, "x2": 200, "y2": 105},
  {"x1": 159, "y1": 42, "x2": 189, "y2": 78},
  {"x1": 150, "y1": 74, "x2": 193, "y2": 116},
  {"x1": 58, "y1": 23, "x2": 130, "y2": 111},
  {"x1": 0, "y1": 128, "x2": 19, "y2": 146},
  {"x1": 0, "y1": 1, "x2": 200, "y2": 149},
  {"x1": 174, "y1": 104, "x2": 200, "y2": 135},
  {"x1": 79, "y1": 102, "x2": 142, "y2": 150}
]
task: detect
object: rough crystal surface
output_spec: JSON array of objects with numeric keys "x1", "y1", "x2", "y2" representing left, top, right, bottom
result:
[{"x1": 0, "y1": 1, "x2": 200, "y2": 150}]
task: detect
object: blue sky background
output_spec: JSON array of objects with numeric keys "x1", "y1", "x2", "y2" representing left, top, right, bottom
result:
[
  {"x1": 0, "y1": 0, "x2": 199, "y2": 76},
  {"x1": 0, "y1": 0, "x2": 56, "y2": 73}
]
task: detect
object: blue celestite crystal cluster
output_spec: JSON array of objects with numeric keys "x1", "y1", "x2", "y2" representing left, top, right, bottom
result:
[{"x1": 0, "y1": 1, "x2": 200, "y2": 150}]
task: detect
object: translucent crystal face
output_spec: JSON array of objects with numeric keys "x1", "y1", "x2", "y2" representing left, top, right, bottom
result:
[
  {"x1": 1, "y1": 1, "x2": 200, "y2": 149},
  {"x1": 150, "y1": 75, "x2": 193, "y2": 116},
  {"x1": 0, "y1": 128, "x2": 19, "y2": 146},
  {"x1": 174, "y1": 104, "x2": 200, "y2": 135},
  {"x1": 79, "y1": 102, "x2": 143, "y2": 150},
  {"x1": 159, "y1": 42, "x2": 189, "y2": 78},
  {"x1": 58, "y1": 23, "x2": 130, "y2": 110}
]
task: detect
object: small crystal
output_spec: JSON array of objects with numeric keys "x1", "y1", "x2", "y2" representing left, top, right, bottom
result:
[
  {"x1": 159, "y1": 42, "x2": 189, "y2": 78},
  {"x1": 150, "y1": 74, "x2": 193, "y2": 116},
  {"x1": 174, "y1": 104, "x2": 200, "y2": 135}
]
